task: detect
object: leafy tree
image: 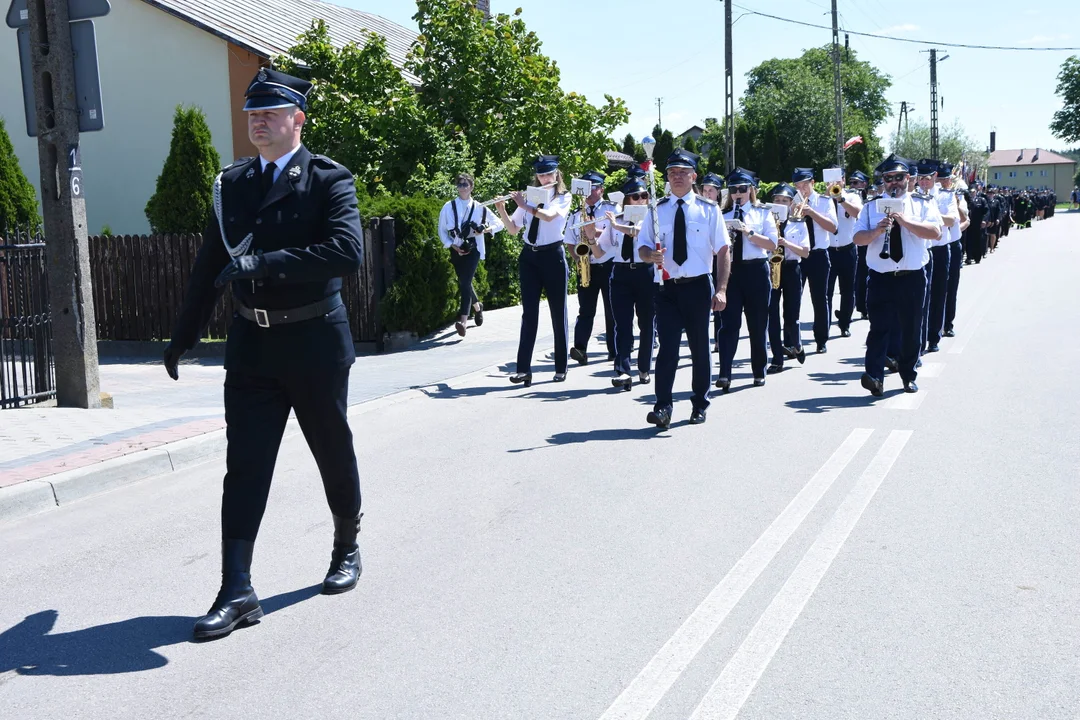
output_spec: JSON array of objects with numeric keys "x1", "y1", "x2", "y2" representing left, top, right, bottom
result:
[
  {"x1": 409, "y1": 0, "x2": 628, "y2": 184},
  {"x1": 682, "y1": 136, "x2": 698, "y2": 154},
  {"x1": 620, "y1": 133, "x2": 636, "y2": 158},
  {"x1": 145, "y1": 105, "x2": 221, "y2": 233},
  {"x1": 890, "y1": 118, "x2": 984, "y2": 166},
  {"x1": 1050, "y1": 55, "x2": 1080, "y2": 144},
  {"x1": 279, "y1": 21, "x2": 438, "y2": 194},
  {"x1": 0, "y1": 116, "x2": 40, "y2": 232},
  {"x1": 655, "y1": 129, "x2": 675, "y2": 171}
]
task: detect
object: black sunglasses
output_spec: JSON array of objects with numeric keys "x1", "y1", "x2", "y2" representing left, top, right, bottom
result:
[
  {"x1": 456, "y1": 182, "x2": 472, "y2": 188},
  {"x1": 625, "y1": 192, "x2": 648, "y2": 201},
  {"x1": 730, "y1": 185, "x2": 750, "y2": 193},
  {"x1": 883, "y1": 173, "x2": 907, "y2": 183}
]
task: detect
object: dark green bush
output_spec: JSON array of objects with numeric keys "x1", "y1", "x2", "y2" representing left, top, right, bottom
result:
[
  {"x1": 145, "y1": 105, "x2": 221, "y2": 233},
  {"x1": 0, "y1": 116, "x2": 40, "y2": 232}
]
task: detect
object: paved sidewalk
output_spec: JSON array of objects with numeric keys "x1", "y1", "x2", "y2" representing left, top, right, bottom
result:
[{"x1": 0, "y1": 297, "x2": 576, "y2": 489}]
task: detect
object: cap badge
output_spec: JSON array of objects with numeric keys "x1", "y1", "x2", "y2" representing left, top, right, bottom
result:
[{"x1": 257, "y1": 68, "x2": 268, "y2": 82}]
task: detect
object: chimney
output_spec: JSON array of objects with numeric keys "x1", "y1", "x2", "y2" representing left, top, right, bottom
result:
[
  {"x1": 1033, "y1": 148, "x2": 1040, "y2": 162},
  {"x1": 1016, "y1": 149, "x2": 1024, "y2": 162},
  {"x1": 475, "y1": 0, "x2": 491, "y2": 18},
  {"x1": 989, "y1": 131, "x2": 996, "y2": 152}
]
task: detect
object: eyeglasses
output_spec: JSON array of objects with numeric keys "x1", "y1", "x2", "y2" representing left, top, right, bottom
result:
[
  {"x1": 730, "y1": 185, "x2": 750, "y2": 193},
  {"x1": 625, "y1": 192, "x2": 648, "y2": 201},
  {"x1": 883, "y1": 173, "x2": 907, "y2": 183},
  {"x1": 456, "y1": 182, "x2": 471, "y2": 188}
]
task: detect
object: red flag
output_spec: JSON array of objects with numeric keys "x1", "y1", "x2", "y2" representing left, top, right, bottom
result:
[
  {"x1": 843, "y1": 136, "x2": 864, "y2": 150},
  {"x1": 640, "y1": 160, "x2": 652, "y2": 172}
]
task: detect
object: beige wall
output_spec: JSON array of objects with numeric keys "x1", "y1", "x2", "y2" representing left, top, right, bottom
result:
[
  {"x1": 989, "y1": 162, "x2": 1077, "y2": 199},
  {"x1": 0, "y1": 0, "x2": 234, "y2": 234}
]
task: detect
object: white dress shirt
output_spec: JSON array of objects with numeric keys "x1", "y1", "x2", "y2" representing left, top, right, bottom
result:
[
  {"x1": 802, "y1": 191, "x2": 838, "y2": 250},
  {"x1": 510, "y1": 192, "x2": 572, "y2": 246},
  {"x1": 635, "y1": 191, "x2": 728, "y2": 280},
  {"x1": 723, "y1": 202, "x2": 777, "y2": 261},
  {"x1": 830, "y1": 195, "x2": 859, "y2": 247},
  {"x1": 259, "y1": 145, "x2": 301, "y2": 183},
  {"x1": 856, "y1": 192, "x2": 943, "y2": 272},
  {"x1": 563, "y1": 199, "x2": 619, "y2": 263},
  {"x1": 438, "y1": 197, "x2": 504, "y2": 260},
  {"x1": 778, "y1": 216, "x2": 810, "y2": 261},
  {"x1": 930, "y1": 187, "x2": 960, "y2": 245}
]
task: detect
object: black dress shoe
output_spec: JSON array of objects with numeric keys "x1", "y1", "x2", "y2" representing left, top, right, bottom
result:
[
  {"x1": 915, "y1": 358, "x2": 923, "y2": 369},
  {"x1": 840, "y1": 329, "x2": 852, "y2": 338},
  {"x1": 638, "y1": 371, "x2": 651, "y2": 385},
  {"x1": 194, "y1": 540, "x2": 263, "y2": 640},
  {"x1": 817, "y1": 344, "x2": 828, "y2": 354},
  {"x1": 647, "y1": 407, "x2": 671, "y2": 429},
  {"x1": 927, "y1": 344, "x2": 940, "y2": 353},
  {"x1": 474, "y1": 303, "x2": 484, "y2": 326},
  {"x1": 944, "y1": 329, "x2": 955, "y2": 337},
  {"x1": 714, "y1": 377, "x2": 731, "y2": 392},
  {"x1": 553, "y1": 372, "x2": 567, "y2": 382},
  {"x1": 689, "y1": 409, "x2": 706, "y2": 424},
  {"x1": 510, "y1": 372, "x2": 532, "y2": 387},
  {"x1": 903, "y1": 381, "x2": 919, "y2": 393},
  {"x1": 783, "y1": 346, "x2": 797, "y2": 360},
  {"x1": 454, "y1": 321, "x2": 466, "y2": 337},
  {"x1": 323, "y1": 514, "x2": 363, "y2": 595},
  {"x1": 884, "y1": 357, "x2": 899, "y2": 373},
  {"x1": 753, "y1": 377, "x2": 766, "y2": 387},
  {"x1": 611, "y1": 374, "x2": 633, "y2": 391},
  {"x1": 767, "y1": 363, "x2": 784, "y2": 374},
  {"x1": 570, "y1": 347, "x2": 588, "y2": 365},
  {"x1": 795, "y1": 347, "x2": 806, "y2": 365},
  {"x1": 860, "y1": 372, "x2": 884, "y2": 398}
]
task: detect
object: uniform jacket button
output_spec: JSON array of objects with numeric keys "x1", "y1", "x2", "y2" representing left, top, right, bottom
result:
[
  {"x1": 255, "y1": 218, "x2": 262, "y2": 224},
  {"x1": 278, "y1": 273, "x2": 286, "y2": 279},
  {"x1": 256, "y1": 280, "x2": 264, "y2": 287}
]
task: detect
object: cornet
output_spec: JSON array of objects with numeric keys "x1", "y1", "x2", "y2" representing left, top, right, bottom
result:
[{"x1": 828, "y1": 183, "x2": 844, "y2": 198}]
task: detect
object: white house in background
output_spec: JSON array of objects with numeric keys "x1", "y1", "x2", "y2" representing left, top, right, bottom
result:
[{"x1": 0, "y1": 0, "x2": 417, "y2": 235}]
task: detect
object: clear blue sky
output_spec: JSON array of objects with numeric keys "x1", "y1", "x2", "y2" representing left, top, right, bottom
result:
[{"x1": 339, "y1": 0, "x2": 1079, "y2": 154}]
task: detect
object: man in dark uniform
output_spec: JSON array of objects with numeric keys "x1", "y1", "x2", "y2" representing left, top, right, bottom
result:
[
  {"x1": 849, "y1": 170, "x2": 871, "y2": 321},
  {"x1": 964, "y1": 183, "x2": 989, "y2": 265},
  {"x1": 164, "y1": 68, "x2": 365, "y2": 640}
]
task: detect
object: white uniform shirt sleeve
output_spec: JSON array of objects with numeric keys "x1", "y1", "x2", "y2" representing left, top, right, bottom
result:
[
  {"x1": 710, "y1": 203, "x2": 730, "y2": 253},
  {"x1": 438, "y1": 201, "x2": 455, "y2": 248}
]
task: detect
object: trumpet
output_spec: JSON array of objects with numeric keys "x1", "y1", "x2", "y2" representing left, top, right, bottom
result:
[
  {"x1": 477, "y1": 182, "x2": 557, "y2": 207},
  {"x1": 828, "y1": 182, "x2": 844, "y2": 198},
  {"x1": 789, "y1": 193, "x2": 810, "y2": 221}
]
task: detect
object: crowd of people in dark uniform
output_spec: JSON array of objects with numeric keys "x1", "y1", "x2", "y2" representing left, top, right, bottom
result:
[{"x1": 960, "y1": 184, "x2": 1057, "y2": 264}]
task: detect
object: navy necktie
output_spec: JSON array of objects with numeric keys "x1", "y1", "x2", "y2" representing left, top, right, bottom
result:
[
  {"x1": 733, "y1": 205, "x2": 744, "y2": 266},
  {"x1": 621, "y1": 225, "x2": 634, "y2": 262},
  {"x1": 261, "y1": 162, "x2": 276, "y2": 198},
  {"x1": 804, "y1": 212, "x2": 816, "y2": 250},
  {"x1": 673, "y1": 199, "x2": 687, "y2": 265},
  {"x1": 889, "y1": 220, "x2": 904, "y2": 262},
  {"x1": 526, "y1": 204, "x2": 545, "y2": 244}
]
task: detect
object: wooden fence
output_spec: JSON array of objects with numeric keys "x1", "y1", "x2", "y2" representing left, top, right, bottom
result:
[{"x1": 86, "y1": 218, "x2": 395, "y2": 346}]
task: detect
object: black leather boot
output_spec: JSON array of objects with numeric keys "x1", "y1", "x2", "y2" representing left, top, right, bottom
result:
[
  {"x1": 193, "y1": 539, "x2": 263, "y2": 640},
  {"x1": 322, "y1": 513, "x2": 363, "y2": 595}
]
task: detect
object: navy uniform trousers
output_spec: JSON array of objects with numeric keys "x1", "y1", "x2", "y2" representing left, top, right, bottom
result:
[
  {"x1": 517, "y1": 243, "x2": 569, "y2": 375},
  {"x1": 855, "y1": 245, "x2": 869, "y2": 316},
  {"x1": 769, "y1": 260, "x2": 802, "y2": 367},
  {"x1": 574, "y1": 259, "x2": 615, "y2": 358},
  {"x1": 718, "y1": 259, "x2": 771, "y2": 380},
  {"x1": 449, "y1": 248, "x2": 481, "y2": 317},
  {"x1": 919, "y1": 250, "x2": 934, "y2": 352},
  {"x1": 224, "y1": 361, "x2": 359, "y2": 541},
  {"x1": 610, "y1": 262, "x2": 657, "y2": 376},
  {"x1": 944, "y1": 239, "x2": 963, "y2": 333},
  {"x1": 865, "y1": 268, "x2": 927, "y2": 384},
  {"x1": 926, "y1": 244, "x2": 951, "y2": 348},
  {"x1": 802, "y1": 248, "x2": 832, "y2": 346},
  {"x1": 827, "y1": 243, "x2": 857, "y2": 332},
  {"x1": 655, "y1": 274, "x2": 712, "y2": 413}
]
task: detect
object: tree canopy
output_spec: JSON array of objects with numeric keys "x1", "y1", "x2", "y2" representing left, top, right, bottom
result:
[
  {"x1": 889, "y1": 118, "x2": 984, "y2": 167},
  {"x1": 1050, "y1": 55, "x2": 1080, "y2": 144}
]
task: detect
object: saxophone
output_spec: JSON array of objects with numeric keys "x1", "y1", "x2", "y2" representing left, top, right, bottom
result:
[
  {"x1": 769, "y1": 210, "x2": 785, "y2": 290},
  {"x1": 573, "y1": 203, "x2": 593, "y2": 288}
]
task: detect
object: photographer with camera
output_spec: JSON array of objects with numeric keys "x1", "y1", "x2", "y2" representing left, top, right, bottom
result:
[{"x1": 439, "y1": 173, "x2": 503, "y2": 337}]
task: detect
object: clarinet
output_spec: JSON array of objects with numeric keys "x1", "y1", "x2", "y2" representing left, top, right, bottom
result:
[{"x1": 879, "y1": 186, "x2": 900, "y2": 260}]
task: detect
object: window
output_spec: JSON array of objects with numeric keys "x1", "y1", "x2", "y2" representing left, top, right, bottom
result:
[
  {"x1": 993, "y1": 172, "x2": 1000, "y2": 180},
  {"x1": 1040, "y1": 170, "x2": 1048, "y2": 176},
  {"x1": 1026, "y1": 171, "x2": 1033, "y2": 177},
  {"x1": 1008, "y1": 171, "x2": 1016, "y2": 177}
]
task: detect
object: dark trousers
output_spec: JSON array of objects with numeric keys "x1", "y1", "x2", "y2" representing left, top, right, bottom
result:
[
  {"x1": 517, "y1": 245, "x2": 569, "y2": 375},
  {"x1": 610, "y1": 262, "x2": 656, "y2": 375},
  {"x1": 827, "y1": 243, "x2": 857, "y2": 331},
  {"x1": 718, "y1": 260, "x2": 771, "y2": 379},
  {"x1": 865, "y1": 269, "x2": 927, "y2": 384},
  {"x1": 920, "y1": 250, "x2": 934, "y2": 351},
  {"x1": 927, "y1": 245, "x2": 951, "y2": 347},
  {"x1": 802, "y1": 249, "x2": 831, "y2": 346},
  {"x1": 768, "y1": 260, "x2": 802, "y2": 367},
  {"x1": 655, "y1": 275, "x2": 712, "y2": 413},
  {"x1": 965, "y1": 227, "x2": 985, "y2": 264},
  {"x1": 574, "y1": 260, "x2": 615, "y2": 358},
  {"x1": 449, "y1": 249, "x2": 480, "y2": 317},
  {"x1": 944, "y1": 239, "x2": 962, "y2": 332},
  {"x1": 222, "y1": 368, "x2": 361, "y2": 542},
  {"x1": 855, "y1": 245, "x2": 869, "y2": 315}
]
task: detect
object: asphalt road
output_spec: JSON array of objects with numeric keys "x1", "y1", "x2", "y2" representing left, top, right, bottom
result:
[{"x1": 2, "y1": 214, "x2": 1078, "y2": 719}]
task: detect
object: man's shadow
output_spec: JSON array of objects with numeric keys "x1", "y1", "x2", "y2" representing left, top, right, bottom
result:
[{"x1": 0, "y1": 585, "x2": 321, "y2": 676}]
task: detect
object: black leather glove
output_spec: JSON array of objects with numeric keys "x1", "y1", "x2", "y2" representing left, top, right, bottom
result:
[
  {"x1": 163, "y1": 342, "x2": 183, "y2": 381},
  {"x1": 214, "y1": 254, "x2": 268, "y2": 288}
]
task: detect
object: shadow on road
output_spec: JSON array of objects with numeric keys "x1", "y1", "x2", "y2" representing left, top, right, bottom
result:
[
  {"x1": 0, "y1": 584, "x2": 322, "y2": 676},
  {"x1": 785, "y1": 390, "x2": 898, "y2": 413},
  {"x1": 807, "y1": 370, "x2": 865, "y2": 385}
]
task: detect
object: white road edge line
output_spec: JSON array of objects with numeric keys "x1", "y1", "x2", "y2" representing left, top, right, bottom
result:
[
  {"x1": 597, "y1": 428, "x2": 875, "y2": 720},
  {"x1": 688, "y1": 429, "x2": 913, "y2": 720},
  {"x1": 947, "y1": 295, "x2": 993, "y2": 354}
]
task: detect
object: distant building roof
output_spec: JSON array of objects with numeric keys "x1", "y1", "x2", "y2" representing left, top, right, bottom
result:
[
  {"x1": 605, "y1": 150, "x2": 635, "y2": 167},
  {"x1": 678, "y1": 125, "x2": 705, "y2": 138},
  {"x1": 141, "y1": 0, "x2": 420, "y2": 83},
  {"x1": 988, "y1": 148, "x2": 1076, "y2": 167}
]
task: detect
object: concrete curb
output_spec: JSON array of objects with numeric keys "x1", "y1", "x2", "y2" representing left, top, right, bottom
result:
[{"x1": 0, "y1": 363, "x2": 502, "y2": 525}]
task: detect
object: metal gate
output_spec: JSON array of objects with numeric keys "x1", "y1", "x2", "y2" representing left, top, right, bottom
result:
[{"x1": 0, "y1": 227, "x2": 54, "y2": 408}]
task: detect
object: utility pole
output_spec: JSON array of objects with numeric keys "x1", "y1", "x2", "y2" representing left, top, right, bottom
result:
[
  {"x1": 26, "y1": 0, "x2": 101, "y2": 408},
  {"x1": 831, "y1": 0, "x2": 844, "y2": 167},
  {"x1": 723, "y1": 0, "x2": 734, "y2": 174},
  {"x1": 655, "y1": 97, "x2": 663, "y2": 129},
  {"x1": 929, "y1": 49, "x2": 939, "y2": 160}
]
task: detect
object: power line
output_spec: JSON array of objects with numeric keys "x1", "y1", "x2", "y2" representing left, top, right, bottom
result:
[{"x1": 729, "y1": 6, "x2": 1080, "y2": 50}]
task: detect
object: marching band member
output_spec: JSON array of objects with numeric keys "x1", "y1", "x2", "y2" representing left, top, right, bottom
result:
[
  {"x1": 494, "y1": 155, "x2": 573, "y2": 387},
  {"x1": 636, "y1": 150, "x2": 730, "y2": 428},
  {"x1": 827, "y1": 167, "x2": 863, "y2": 338},
  {"x1": 716, "y1": 167, "x2": 777, "y2": 391},
  {"x1": 699, "y1": 172, "x2": 725, "y2": 358},
  {"x1": 766, "y1": 183, "x2": 810, "y2": 374},
  {"x1": 849, "y1": 170, "x2": 871, "y2": 320},
  {"x1": 919, "y1": 160, "x2": 959, "y2": 353},
  {"x1": 567, "y1": 171, "x2": 617, "y2": 366},
  {"x1": 854, "y1": 155, "x2": 943, "y2": 397},
  {"x1": 942, "y1": 169, "x2": 967, "y2": 338},
  {"x1": 439, "y1": 173, "x2": 503, "y2": 337},
  {"x1": 791, "y1": 168, "x2": 838, "y2": 354},
  {"x1": 598, "y1": 175, "x2": 657, "y2": 389}
]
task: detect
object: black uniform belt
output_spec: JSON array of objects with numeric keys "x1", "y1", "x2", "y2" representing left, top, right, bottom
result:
[
  {"x1": 614, "y1": 261, "x2": 648, "y2": 270},
  {"x1": 668, "y1": 274, "x2": 709, "y2": 284},
  {"x1": 525, "y1": 242, "x2": 563, "y2": 252},
  {"x1": 870, "y1": 268, "x2": 921, "y2": 277},
  {"x1": 740, "y1": 258, "x2": 768, "y2": 266},
  {"x1": 238, "y1": 293, "x2": 343, "y2": 328}
]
